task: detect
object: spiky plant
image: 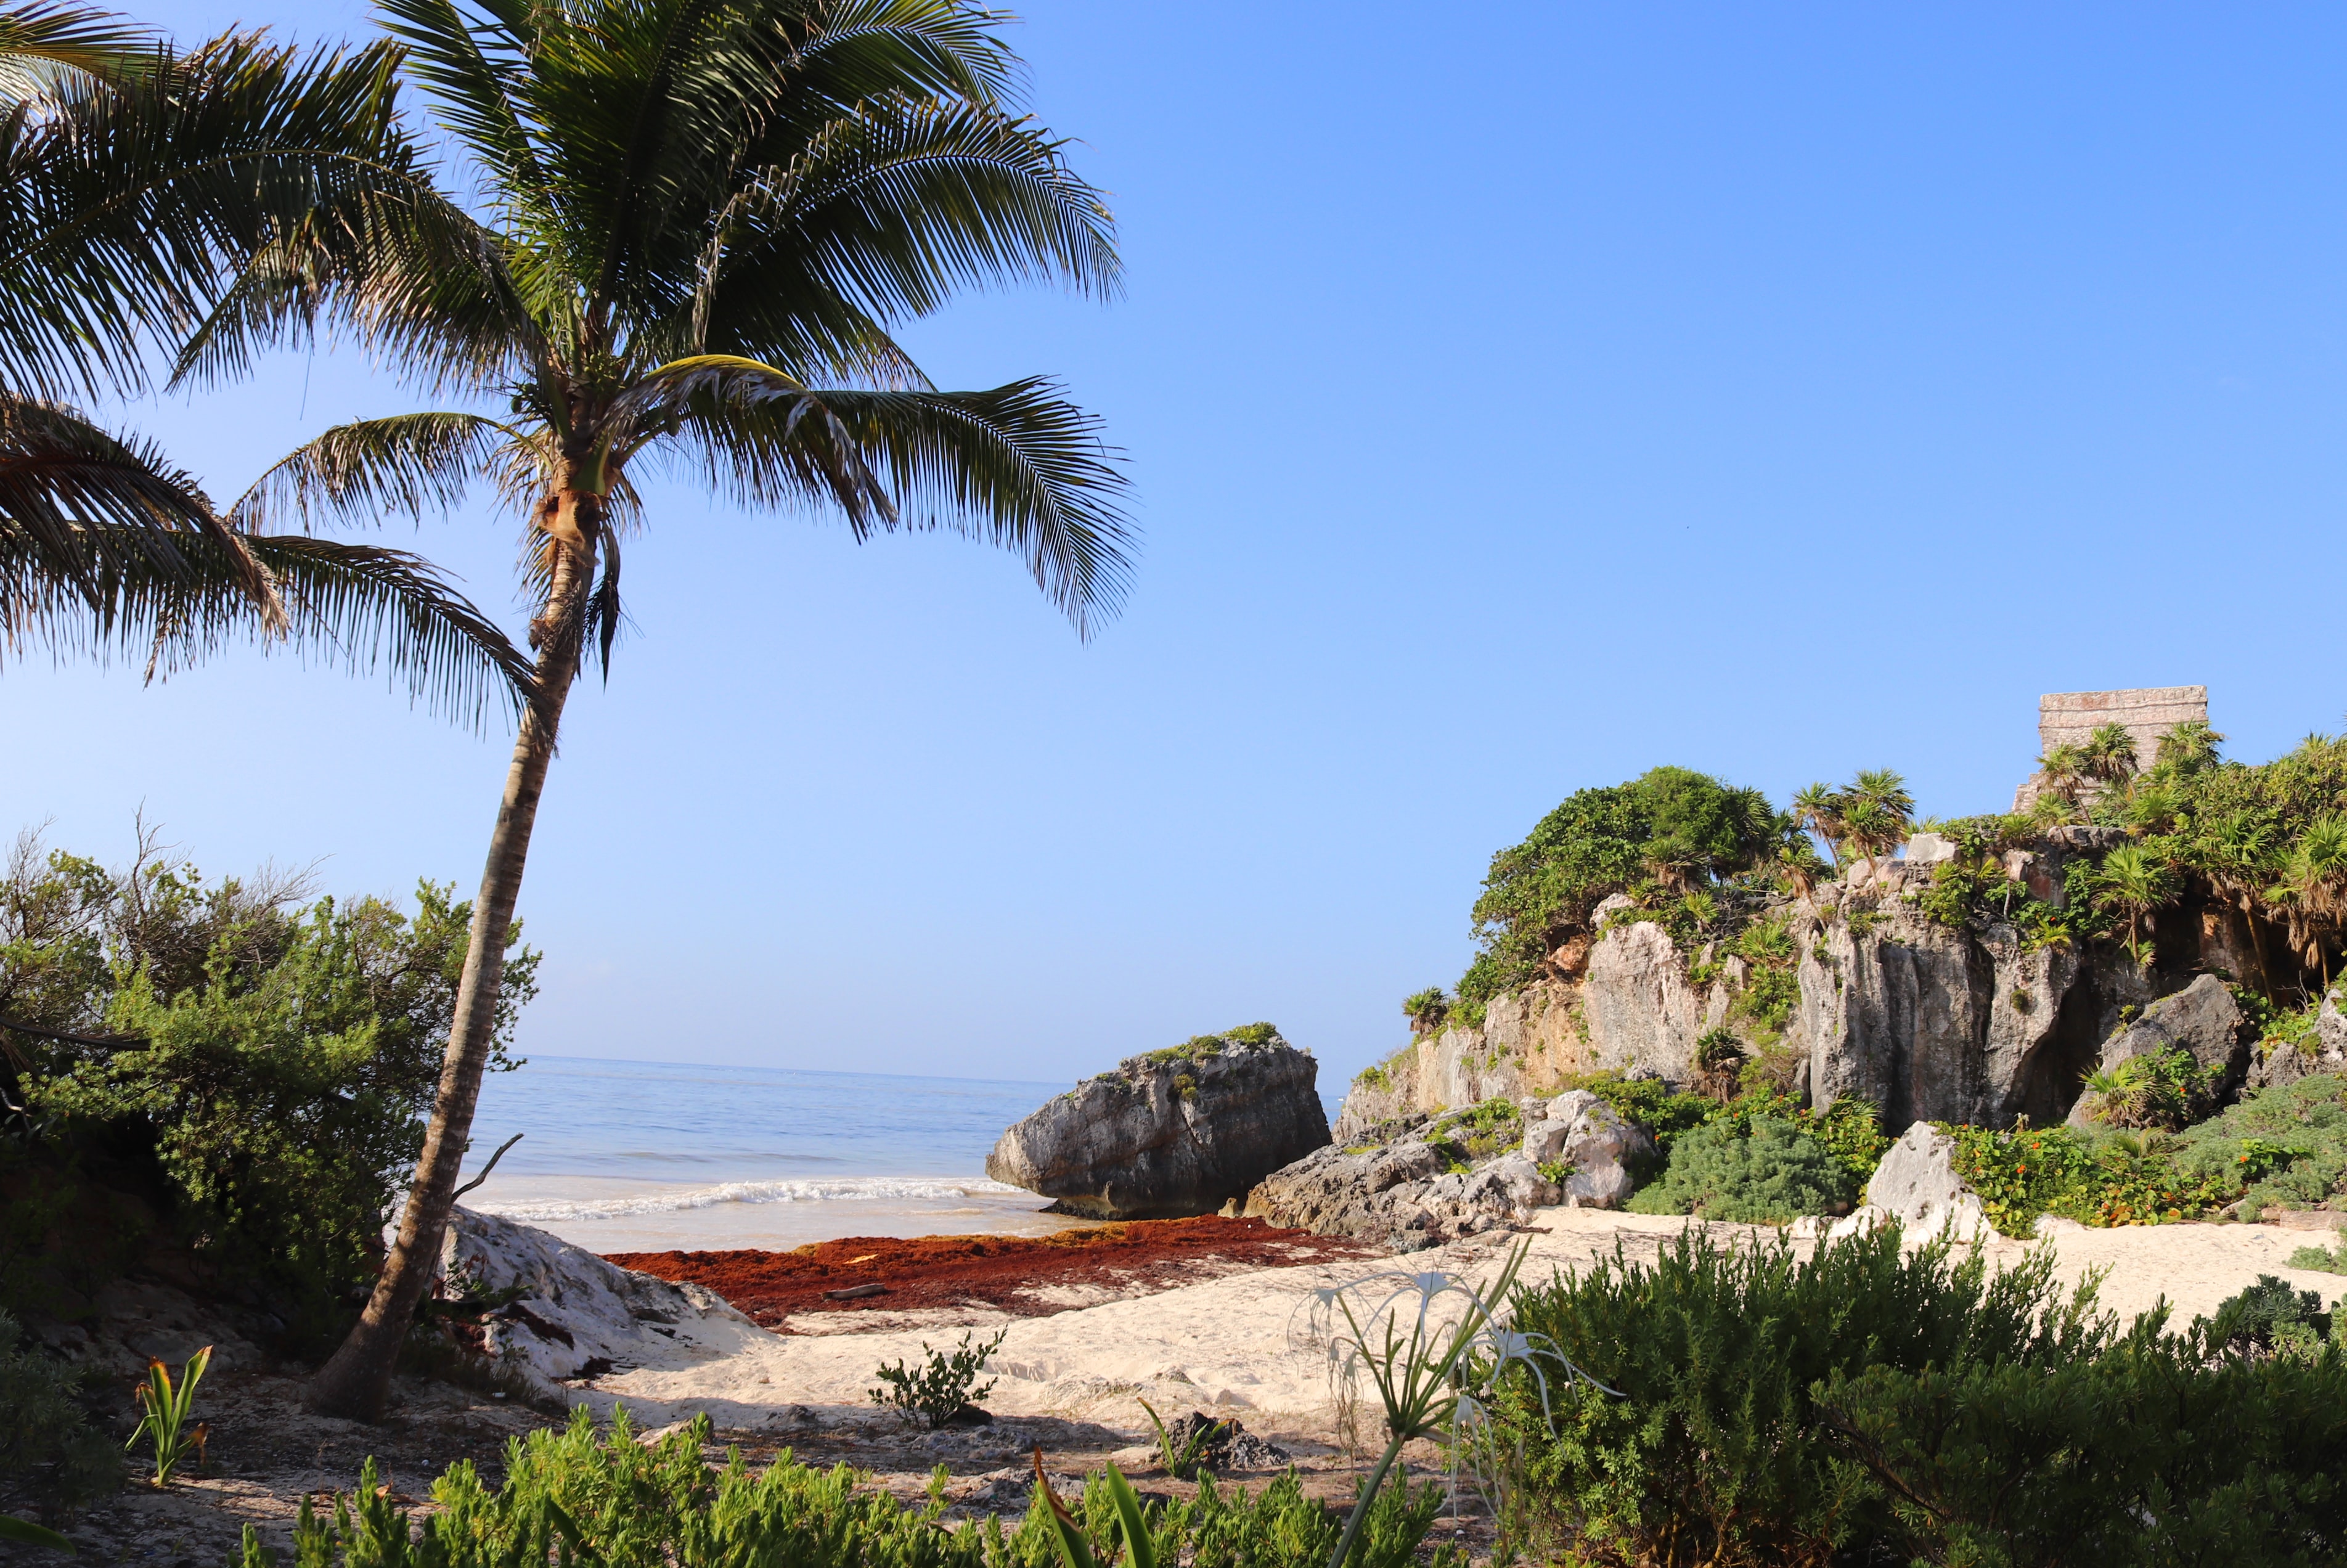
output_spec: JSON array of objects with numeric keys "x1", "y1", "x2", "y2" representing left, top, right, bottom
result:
[{"x1": 211, "y1": 0, "x2": 1131, "y2": 1420}]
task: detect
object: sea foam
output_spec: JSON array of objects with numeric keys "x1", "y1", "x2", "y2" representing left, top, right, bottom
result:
[{"x1": 473, "y1": 1175, "x2": 1025, "y2": 1223}]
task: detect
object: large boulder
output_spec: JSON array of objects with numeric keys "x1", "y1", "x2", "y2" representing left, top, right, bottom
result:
[
  {"x1": 441, "y1": 1207, "x2": 754, "y2": 1403},
  {"x1": 1861, "y1": 1122, "x2": 1991, "y2": 1243},
  {"x1": 1522, "y1": 1090, "x2": 1654, "y2": 1209},
  {"x1": 2067, "y1": 974, "x2": 2246, "y2": 1124},
  {"x1": 1243, "y1": 1137, "x2": 1556, "y2": 1251},
  {"x1": 988, "y1": 1026, "x2": 1329, "y2": 1219}
]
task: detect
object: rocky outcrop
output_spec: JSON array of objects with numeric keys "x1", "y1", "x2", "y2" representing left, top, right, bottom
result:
[
  {"x1": 989, "y1": 1029, "x2": 1329, "y2": 1219},
  {"x1": 1334, "y1": 986, "x2": 1590, "y2": 1141},
  {"x1": 1521, "y1": 1090, "x2": 1654, "y2": 1207},
  {"x1": 441, "y1": 1207, "x2": 754, "y2": 1403},
  {"x1": 1859, "y1": 1122, "x2": 1991, "y2": 1243},
  {"x1": 1241, "y1": 1140, "x2": 1556, "y2": 1251},
  {"x1": 2247, "y1": 990, "x2": 2347, "y2": 1092},
  {"x1": 2065, "y1": 974, "x2": 2247, "y2": 1124},
  {"x1": 1580, "y1": 919, "x2": 1726, "y2": 1082}
]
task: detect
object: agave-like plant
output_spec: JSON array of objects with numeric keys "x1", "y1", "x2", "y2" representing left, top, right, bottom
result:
[{"x1": 1292, "y1": 1238, "x2": 1615, "y2": 1568}]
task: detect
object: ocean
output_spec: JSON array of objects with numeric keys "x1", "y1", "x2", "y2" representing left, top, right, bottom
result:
[{"x1": 459, "y1": 1055, "x2": 1085, "y2": 1254}]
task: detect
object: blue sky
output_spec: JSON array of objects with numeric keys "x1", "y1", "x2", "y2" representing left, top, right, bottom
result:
[{"x1": 7, "y1": 2, "x2": 2346, "y2": 1089}]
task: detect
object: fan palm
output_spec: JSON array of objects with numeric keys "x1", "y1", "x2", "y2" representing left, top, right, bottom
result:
[
  {"x1": 0, "y1": 9, "x2": 532, "y2": 715},
  {"x1": 2036, "y1": 743, "x2": 2088, "y2": 808},
  {"x1": 203, "y1": 0, "x2": 1130, "y2": 1419},
  {"x1": 2097, "y1": 844, "x2": 2175, "y2": 968},
  {"x1": 2081, "y1": 722, "x2": 2139, "y2": 787},
  {"x1": 1791, "y1": 782, "x2": 1844, "y2": 870}
]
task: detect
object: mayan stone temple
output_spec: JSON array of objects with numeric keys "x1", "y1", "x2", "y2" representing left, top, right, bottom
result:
[{"x1": 2012, "y1": 685, "x2": 2207, "y2": 810}]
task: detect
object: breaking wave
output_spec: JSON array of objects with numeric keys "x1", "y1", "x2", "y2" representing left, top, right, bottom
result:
[{"x1": 475, "y1": 1176, "x2": 1024, "y2": 1223}]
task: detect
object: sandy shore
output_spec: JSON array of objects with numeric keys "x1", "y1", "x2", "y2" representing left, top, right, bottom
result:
[{"x1": 566, "y1": 1206, "x2": 2347, "y2": 1437}]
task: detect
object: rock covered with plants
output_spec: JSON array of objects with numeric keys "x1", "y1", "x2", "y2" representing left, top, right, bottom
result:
[{"x1": 987, "y1": 1025, "x2": 1330, "y2": 1219}]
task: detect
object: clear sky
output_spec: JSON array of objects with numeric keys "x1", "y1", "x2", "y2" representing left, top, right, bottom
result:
[{"x1": 8, "y1": 2, "x2": 2346, "y2": 1090}]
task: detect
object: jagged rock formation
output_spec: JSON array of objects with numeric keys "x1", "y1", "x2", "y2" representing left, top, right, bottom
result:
[
  {"x1": 988, "y1": 1029, "x2": 1329, "y2": 1219},
  {"x1": 442, "y1": 1207, "x2": 754, "y2": 1403},
  {"x1": 2060, "y1": 974, "x2": 2247, "y2": 1126},
  {"x1": 1522, "y1": 1090, "x2": 1653, "y2": 1207}
]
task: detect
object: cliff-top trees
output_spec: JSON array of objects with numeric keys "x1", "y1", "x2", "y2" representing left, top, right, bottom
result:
[{"x1": 196, "y1": 0, "x2": 1129, "y2": 1420}]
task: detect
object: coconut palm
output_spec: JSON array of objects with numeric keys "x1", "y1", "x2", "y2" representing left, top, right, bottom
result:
[
  {"x1": 0, "y1": 9, "x2": 531, "y2": 713},
  {"x1": 200, "y1": 0, "x2": 1129, "y2": 1419},
  {"x1": 1792, "y1": 781, "x2": 1845, "y2": 870},
  {"x1": 2097, "y1": 844, "x2": 2175, "y2": 968}
]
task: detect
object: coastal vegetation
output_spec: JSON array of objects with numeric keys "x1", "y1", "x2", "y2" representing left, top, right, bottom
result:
[
  {"x1": 253, "y1": 1408, "x2": 1461, "y2": 1568},
  {"x1": 0, "y1": 830, "x2": 534, "y2": 1345},
  {"x1": 1493, "y1": 1228, "x2": 2347, "y2": 1567}
]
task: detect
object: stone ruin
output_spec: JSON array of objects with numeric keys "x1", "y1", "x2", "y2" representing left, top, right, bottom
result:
[{"x1": 2012, "y1": 685, "x2": 2207, "y2": 811}]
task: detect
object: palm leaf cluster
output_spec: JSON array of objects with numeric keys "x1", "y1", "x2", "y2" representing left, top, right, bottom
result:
[
  {"x1": 215, "y1": 0, "x2": 1132, "y2": 662},
  {"x1": 0, "y1": 7, "x2": 535, "y2": 722}
]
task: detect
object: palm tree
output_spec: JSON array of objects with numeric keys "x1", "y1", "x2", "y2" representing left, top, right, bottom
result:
[
  {"x1": 200, "y1": 0, "x2": 1130, "y2": 1421},
  {"x1": 2154, "y1": 719, "x2": 2224, "y2": 774},
  {"x1": 1792, "y1": 782, "x2": 1845, "y2": 870},
  {"x1": 0, "y1": 9, "x2": 531, "y2": 713},
  {"x1": 2081, "y1": 722, "x2": 2139, "y2": 788},
  {"x1": 1848, "y1": 767, "x2": 1914, "y2": 829},
  {"x1": 2269, "y1": 816, "x2": 2347, "y2": 985},
  {"x1": 2097, "y1": 844, "x2": 2174, "y2": 968},
  {"x1": 2036, "y1": 743, "x2": 2088, "y2": 808}
]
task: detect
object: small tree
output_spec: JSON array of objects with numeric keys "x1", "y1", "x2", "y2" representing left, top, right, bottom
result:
[
  {"x1": 2081, "y1": 723, "x2": 2139, "y2": 788},
  {"x1": 2097, "y1": 844, "x2": 2176, "y2": 966}
]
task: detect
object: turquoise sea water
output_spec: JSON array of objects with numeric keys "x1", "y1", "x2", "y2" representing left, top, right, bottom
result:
[{"x1": 460, "y1": 1055, "x2": 1073, "y2": 1252}]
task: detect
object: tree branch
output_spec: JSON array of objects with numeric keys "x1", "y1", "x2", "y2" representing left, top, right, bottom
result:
[{"x1": 451, "y1": 1132, "x2": 523, "y2": 1200}]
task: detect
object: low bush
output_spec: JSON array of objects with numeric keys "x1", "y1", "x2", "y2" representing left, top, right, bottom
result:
[
  {"x1": 1623, "y1": 1116, "x2": 1855, "y2": 1222},
  {"x1": 1495, "y1": 1230, "x2": 2347, "y2": 1568},
  {"x1": 237, "y1": 1408, "x2": 1459, "y2": 1568},
  {"x1": 2074, "y1": 1047, "x2": 2221, "y2": 1131},
  {"x1": 0, "y1": 1310, "x2": 117, "y2": 1522},
  {"x1": 1426, "y1": 1098, "x2": 1522, "y2": 1163},
  {"x1": 870, "y1": 1328, "x2": 1005, "y2": 1427}
]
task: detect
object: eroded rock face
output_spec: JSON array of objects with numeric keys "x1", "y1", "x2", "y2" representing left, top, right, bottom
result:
[
  {"x1": 988, "y1": 1032, "x2": 1329, "y2": 1219},
  {"x1": 1522, "y1": 1090, "x2": 1653, "y2": 1209},
  {"x1": 2244, "y1": 990, "x2": 2345, "y2": 1092},
  {"x1": 2097, "y1": 973, "x2": 2246, "y2": 1077},
  {"x1": 1582, "y1": 921, "x2": 1721, "y2": 1082},
  {"x1": 1242, "y1": 1140, "x2": 1555, "y2": 1251},
  {"x1": 1862, "y1": 1122, "x2": 1991, "y2": 1244},
  {"x1": 443, "y1": 1206, "x2": 753, "y2": 1402}
]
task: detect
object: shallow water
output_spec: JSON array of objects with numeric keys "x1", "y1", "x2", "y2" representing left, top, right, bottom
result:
[{"x1": 460, "y1": 1054, "x2": 1080, "y2": 1252}]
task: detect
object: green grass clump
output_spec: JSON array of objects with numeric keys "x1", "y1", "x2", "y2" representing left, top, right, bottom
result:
[
  {"x1": 1625, "y1": 1116, "x2": 1855, "y2": 1222},
  {"x1": 245, "y1": 1407, "x2": 1457, "y2": 1568}
]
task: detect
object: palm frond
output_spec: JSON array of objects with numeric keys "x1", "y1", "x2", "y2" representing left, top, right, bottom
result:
[
  {"x1": 624, "y1": 356, "x2": 1131, "y2": 633},
  {"x1": 0, "y1": 393, "x2": 276, "y2": 619},
  {"x1": 0, "y1": 1, "x2": 155, "y2": 102},
  {"x1": 231, "y1": 412, "x2": 515, "y2": 533},
  {"x1": 0, "y1": 522, "x2": 535, "y2": 725},
  {"x1": 0, "y1": 28, "x2": 423, "y2": 398}
]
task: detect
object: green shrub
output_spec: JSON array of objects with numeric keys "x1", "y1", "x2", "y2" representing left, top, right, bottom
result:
[
  {"x1": 1, "y1": 836, "x2": 537, "y2": 1339},
  {"x1": 1493, "y1": 1229, "x2": 2110, "y2": 1567},
  {"x1": 1425, "y1": 1098, "x2": 1522, "y2": 1163},
  {"x1": 1948, "y1": 1124, "x2": 2228, "y2": 1234},
  {"x1": 1462, "y1": 767, "x2": 1782, "y2": 1005},
  {"x1": 2075, "y1": 1047, "x2": 2221, "y2": 1131},
  {"x1": 870, "y1": 1328, "x2": 1005, "y2": 1428},
  {"x1": 2286, "y1": 1227, "x2": 2347, "y2": 1273},
  {"x1": 0, "y1": 1310, "x2": 117, "y2": 1522},
  {"x1": 240, "y1": 1407, "x2": 1459, "y2": 1568},
  {"x1": 1816, "y1": 1302, "x2": 2347, "y2": 1567},
  {"x1": 1559, "y1": 1072, "x2": 1717, "y2": 1153},
  {"x1": 1498, "y1": 1229, "x2": 2347, "y2": 1567},
  {"x1": 1625, "y1": 1117, "x2": 1854, "y2": 1222}
]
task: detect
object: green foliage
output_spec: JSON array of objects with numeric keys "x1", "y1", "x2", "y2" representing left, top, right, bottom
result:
[
  {"x1": 1463, "y1": 767, "x2": 1783, "y2": 1004},
  {"x1": 247, "y1": 1407, "x2": 1457, "y2": 1568},
  {"x1": 1140, "y1": 1024, "x2": 1279, "y2": 1071},
  {"x1": 1501, "y1": 1228, "x2": 2347, "y2": 1567},
  {"x1": 1816, "y1": 1307, "x2": 2347, "y2": 1567},
  {"x1": 0, "y1": 836, "x2": 536, "y2": 1336},
  {"x1": 1493, "y1": 1229, "x2": 2112, "y2": 1567},
  {"x1": 1399, "y1": 988, "x2": 1448, "y2": 1034},
  {"x1": 1948, "y1": 1123, "x2": 2229, "y2": 1234},
  {"x1": 2287, "y1": 1226, "x2": 2347, "y2": 1272},
  {"x1": 1137, "y1": 1399, "x2": 1215, "y2": 1482},
  {"x1": 1625, "y1": 1117, "x2": 1855, "y2": 1222},
  {"x1": 2076, "y1": 1047, "x2": 2222, "y2": 1131},
  {"x1": 0, "y1": 1310, "x2": 118, "y2": 1522},
  {"x1": 2202, "y1": 1274, "x2": 2331, "y2": 1360},
  {"x1": 1424, "y1": 1098, "x2": 1522, "y2": 1163},
  {"x1": 126, "y1": 1342, "x2": 210, "y2": 1487},
  {"x1": 868, "y1": 1328, "x2": 1005, "y2": 1428},
  {"x1": 1556, "y1": 1073, "x2": 1718, "y2": 1154}
]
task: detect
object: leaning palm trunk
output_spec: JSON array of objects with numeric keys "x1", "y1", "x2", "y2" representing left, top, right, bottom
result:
[{"x1": 307, "y1": 507, "x2": 595, "y2": 1416}]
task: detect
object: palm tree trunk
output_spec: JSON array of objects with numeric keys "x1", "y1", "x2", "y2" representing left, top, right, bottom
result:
[{"x1": 306, "y1": 497, "x2": 599, "y2": 1421}]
